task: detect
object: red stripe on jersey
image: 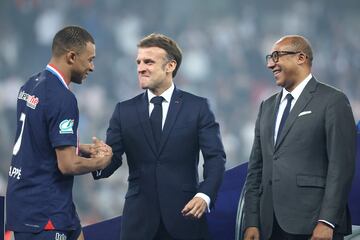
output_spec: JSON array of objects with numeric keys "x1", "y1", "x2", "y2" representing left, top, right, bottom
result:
[
  {"x1": 44, "y1": 219, "x2": 55, "y2": 230},
  {"x1": 5, "y1": 231, "x2": 12, "y2": 240}
]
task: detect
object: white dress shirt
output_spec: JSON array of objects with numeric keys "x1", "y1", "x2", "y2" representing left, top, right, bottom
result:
[
  {"x1": 147, "y1": 84, "x2": 174, "y2": 129},
  {"x1": 274, "y1": 73, "x2": 312, "y2": 143},
  {"x1": 147, "y1": 84, "x2": 211, "y2": 212}
]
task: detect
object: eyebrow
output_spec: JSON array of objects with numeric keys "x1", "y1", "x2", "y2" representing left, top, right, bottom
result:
[{"x1": 136, "y1": 58, "x2": 155, "y2": 63}]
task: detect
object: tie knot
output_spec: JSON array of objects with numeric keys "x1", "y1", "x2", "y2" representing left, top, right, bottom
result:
[
  {"x1": 151, "y1": 96, "x2": 164, "y2": 105},
  {"x1": 286, "y1": 94, "x2": 293, "y2": 102}
]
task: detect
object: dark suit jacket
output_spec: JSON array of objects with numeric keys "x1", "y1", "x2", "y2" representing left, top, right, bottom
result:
[
  {"x1": 93, "y1": 87, "x2": 226, "y2": 239},
  {"x1": 243, "y1": 78, "x2": 356, "y2": 239}
]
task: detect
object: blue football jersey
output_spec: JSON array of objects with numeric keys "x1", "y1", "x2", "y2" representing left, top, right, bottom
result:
[{"x1": 6, "y1": 66, "x2": 81, "y2": 232}]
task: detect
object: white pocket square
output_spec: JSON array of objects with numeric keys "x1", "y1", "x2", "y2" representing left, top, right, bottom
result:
[{"x1": 298, "y1": 111, "x2": 312, "y2": 117}]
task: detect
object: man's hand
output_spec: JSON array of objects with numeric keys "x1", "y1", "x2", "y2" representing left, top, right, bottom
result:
[
  {"x1": 90, "y1": 137, "x2": 112, "y2": 158},
  {"x1": 311, "y1": 222, "x2": 333, "y2": 240},
  {"x1": 88, "y1": 137, "x2": 113, "y2": 169},
  {"x1": 181, "y1": 197, "x2": 207, "y2": 219},
  {"x1": 243, "y1": 227, "x2": 260, "y2": 240},
  {"x1": 78, "y1": 143, "x2": 93, "y2": 157}
]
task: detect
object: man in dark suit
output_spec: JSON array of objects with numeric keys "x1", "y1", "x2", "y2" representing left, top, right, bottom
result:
[
  {"x1": 243, "y1": 35, "x2": 356, "y2": 240},
  {"x1": 93, "y1": 33, "x2": 226, "y2": 240}
]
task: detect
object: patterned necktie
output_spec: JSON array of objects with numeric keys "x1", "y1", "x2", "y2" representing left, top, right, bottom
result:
[
  {"x1": 150, "y1": 96, "x2": 164, "y2": 150},
  {"x1": 276, "y1": 93, "x2": 294, "y2": 143}
]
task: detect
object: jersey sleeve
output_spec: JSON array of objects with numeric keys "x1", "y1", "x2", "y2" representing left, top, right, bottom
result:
[{"x1": 47, "y1": 92, "x2": 79, "y2": 148}]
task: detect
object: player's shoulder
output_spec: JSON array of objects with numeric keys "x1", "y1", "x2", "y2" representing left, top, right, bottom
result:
[
  {"x1": 44, "y1": 70, "x2": 76, "y2": 99},
  {"x1": 32, "y1": 69, "x2": 77, "y2": 105}
]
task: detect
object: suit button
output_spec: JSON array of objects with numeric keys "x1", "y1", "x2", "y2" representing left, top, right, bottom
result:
[
  {"x1": 273, "y1": 157, "x2": 278, "y2": 161},
  {"x1": 269, "y1": 180, "x2": 272, "y2": 185}
]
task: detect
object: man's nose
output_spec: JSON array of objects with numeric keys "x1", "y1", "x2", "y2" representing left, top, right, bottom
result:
[
  {"x1": 137, "y1": 62, "x2": 145, "y2": 72},
  {"x1": 266, "y1": 58, "x2": 275, "y2": 69},
  {"x1": 89, "y1": 62, "x2": 95, "y2": 72}
]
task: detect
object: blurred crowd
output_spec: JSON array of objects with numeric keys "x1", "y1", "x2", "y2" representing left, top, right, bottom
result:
[{"x1": 0, "y1": 0, "x2": 359, "y2": 225}]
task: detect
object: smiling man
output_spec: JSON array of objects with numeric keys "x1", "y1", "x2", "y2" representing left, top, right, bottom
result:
[
  {"x1": 93, "y1": 33, "x2": 226, "y2": 240},
  {"x1": 6, "y1": 26, "x2": 112, "y2": 240},
  {"x1": 243, "y1": 35, "x2": 356, "y2": 240}
]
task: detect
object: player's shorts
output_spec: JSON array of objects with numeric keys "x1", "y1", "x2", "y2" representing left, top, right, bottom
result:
[{"x1": 14, "y1": 227, "x2": 82, "y2": 240}]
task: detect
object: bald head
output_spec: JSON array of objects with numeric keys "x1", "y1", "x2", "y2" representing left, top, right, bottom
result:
[{"x1": 276, "y1": 35, "x2": 313, "y2": 67}]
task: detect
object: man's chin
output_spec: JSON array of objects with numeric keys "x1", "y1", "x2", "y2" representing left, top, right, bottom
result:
[
  {"x1": 71, "y1": 78, "x2": 84, "y2": 85},
  {"x1": 275, "y1": 78, "x2": 284, "y2": 87},
  {"x1": 139, "y1": 83, "x2": 149, "y2": 90}
]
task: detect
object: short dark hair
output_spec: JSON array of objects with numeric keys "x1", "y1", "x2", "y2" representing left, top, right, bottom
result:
[
  {"x1": 138, "y1": 33, "x2": 182, "y2": 77},
  {"x1": 52, "y1": 26, "x2": 94, "y2": 57}
]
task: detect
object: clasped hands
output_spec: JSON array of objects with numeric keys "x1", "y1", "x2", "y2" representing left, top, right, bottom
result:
[
  {"x1": 89, "y1": 137, "x2": 112, "y2": 158},
  {"x1": 80, "y1": 137, "x2": 112, "y2": 158}
]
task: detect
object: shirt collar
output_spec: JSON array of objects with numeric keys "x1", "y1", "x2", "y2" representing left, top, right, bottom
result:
[
  {"x1": 281, "y1": 73, "x2": 312, "y2": 102},
  {"x1": 46, "y1": 64, "x2": 69, "y2": 89},
  {"x1": 147, "y1": 83, "x2": 175, "y2": 103}
]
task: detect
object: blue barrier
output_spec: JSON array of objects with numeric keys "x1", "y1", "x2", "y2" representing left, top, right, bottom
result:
[
  {"x1": 83, "y1": 216, "x2": 121, "y2": 240},
  {"x1": 348, "y1": 122, "x2": 360, "y2": 225},
  {"x1": 1, "y1": 196, "x2": 4, "y2": 240}
]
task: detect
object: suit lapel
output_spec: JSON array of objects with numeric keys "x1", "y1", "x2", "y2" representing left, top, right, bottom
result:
[
  {"x1": 275, "y1": 77, "x2": 317, "y2": 150},
  {"x1": 158, "y1": 88, "x2": 183, "y2": 155},
  {"x1": 271, "y1": 92, "x2": 282, "y2": 148},
  {"x1": 136, "y1": 92, "x2": 158, "y2": 156}
]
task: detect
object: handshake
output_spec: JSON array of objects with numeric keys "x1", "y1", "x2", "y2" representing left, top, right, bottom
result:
[
  {"x1": 89, "y1": 137, "x2": 112, "y2": 158},
  {"x1": 79, "y1": 137, "x2": 113, "y2": 169}
]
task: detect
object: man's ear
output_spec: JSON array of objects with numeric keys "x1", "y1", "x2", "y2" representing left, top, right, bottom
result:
[
  {"x1": 166, "y1": 60, "x2": 177, "y2": 74},
  {"x1": 297, "y1": 52, "x2": 307, "y2": 65},
  {"x1": 66, "y1": 51, "x2": 77, "y2": 65}
]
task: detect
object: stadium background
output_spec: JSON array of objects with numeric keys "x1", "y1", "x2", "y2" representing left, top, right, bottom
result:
[{"x1": 0, "y1": 0, "x2": 359, "y2": 227}]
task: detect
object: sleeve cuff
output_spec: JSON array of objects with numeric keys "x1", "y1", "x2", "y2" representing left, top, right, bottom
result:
[
  {"x1": 195, "y1": 192, "x2": 211, "y2": 213},
  {"x1": 318, "y1": 219, "x2": 335, "y2": 229}
]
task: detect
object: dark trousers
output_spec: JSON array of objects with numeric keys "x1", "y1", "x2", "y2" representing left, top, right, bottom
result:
[
  {"x1": 153, "y1": 219, "x2": 174, "y2": 240},
  {"x1": 153, "y1": 218, "x2": 205, "y2": 240},
  {"x1": 270, "y1": 215, "x2": 344, "y2": 240}
]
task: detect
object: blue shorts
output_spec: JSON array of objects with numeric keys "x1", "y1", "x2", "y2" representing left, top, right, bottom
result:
[{"x1": 14, "y1": 227, "x2": 82, "y2": 240}]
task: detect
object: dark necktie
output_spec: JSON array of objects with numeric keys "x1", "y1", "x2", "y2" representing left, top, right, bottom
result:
[
  {"x1": 150, "y1": 96, "x2": 164, "y2": 150},
  {"x1": 276, "y1": 93, "x2": 294, "y2": 142}
]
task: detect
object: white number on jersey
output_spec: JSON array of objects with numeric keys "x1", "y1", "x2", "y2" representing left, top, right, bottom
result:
[{"x1": 13, "y1": 112, "x2": 26, "y2": 155}]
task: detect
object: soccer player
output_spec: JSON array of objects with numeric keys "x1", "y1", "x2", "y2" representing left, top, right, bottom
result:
[{"x1": 6, "y1": 26, "x2": 112, "y2": 240}]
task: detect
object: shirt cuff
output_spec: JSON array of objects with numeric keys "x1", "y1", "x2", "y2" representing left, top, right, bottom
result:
[
  {"x1": 318, "y1": 220, "x2": 335, "y2": 229},
  {"x1": 95, "y1": 170, "x2": 102, "y2": 177},
  {"x1": 195, "y1": 193, "x2": 211, "y2": 213}
]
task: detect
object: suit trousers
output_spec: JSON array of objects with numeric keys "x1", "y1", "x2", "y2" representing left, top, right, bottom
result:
[
  {"x1": 153, "y1": 218, "x2": 205, "y2": 240},
  {"x1": 269, "y1": 215, "x2": 344, "y2": 240}
]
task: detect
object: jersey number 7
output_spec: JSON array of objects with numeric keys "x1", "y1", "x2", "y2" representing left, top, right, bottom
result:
[{"x1": 13, "y1": 113, "x2": 26, "y2": 156}]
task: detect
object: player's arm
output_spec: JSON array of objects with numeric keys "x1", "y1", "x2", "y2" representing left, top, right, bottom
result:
[
  {"x1": 56, "y1": 144, "x2": 112, "y2": 175},
  {"x1": 78, "y1": 143, "x2": 92, "y2": 157}
]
